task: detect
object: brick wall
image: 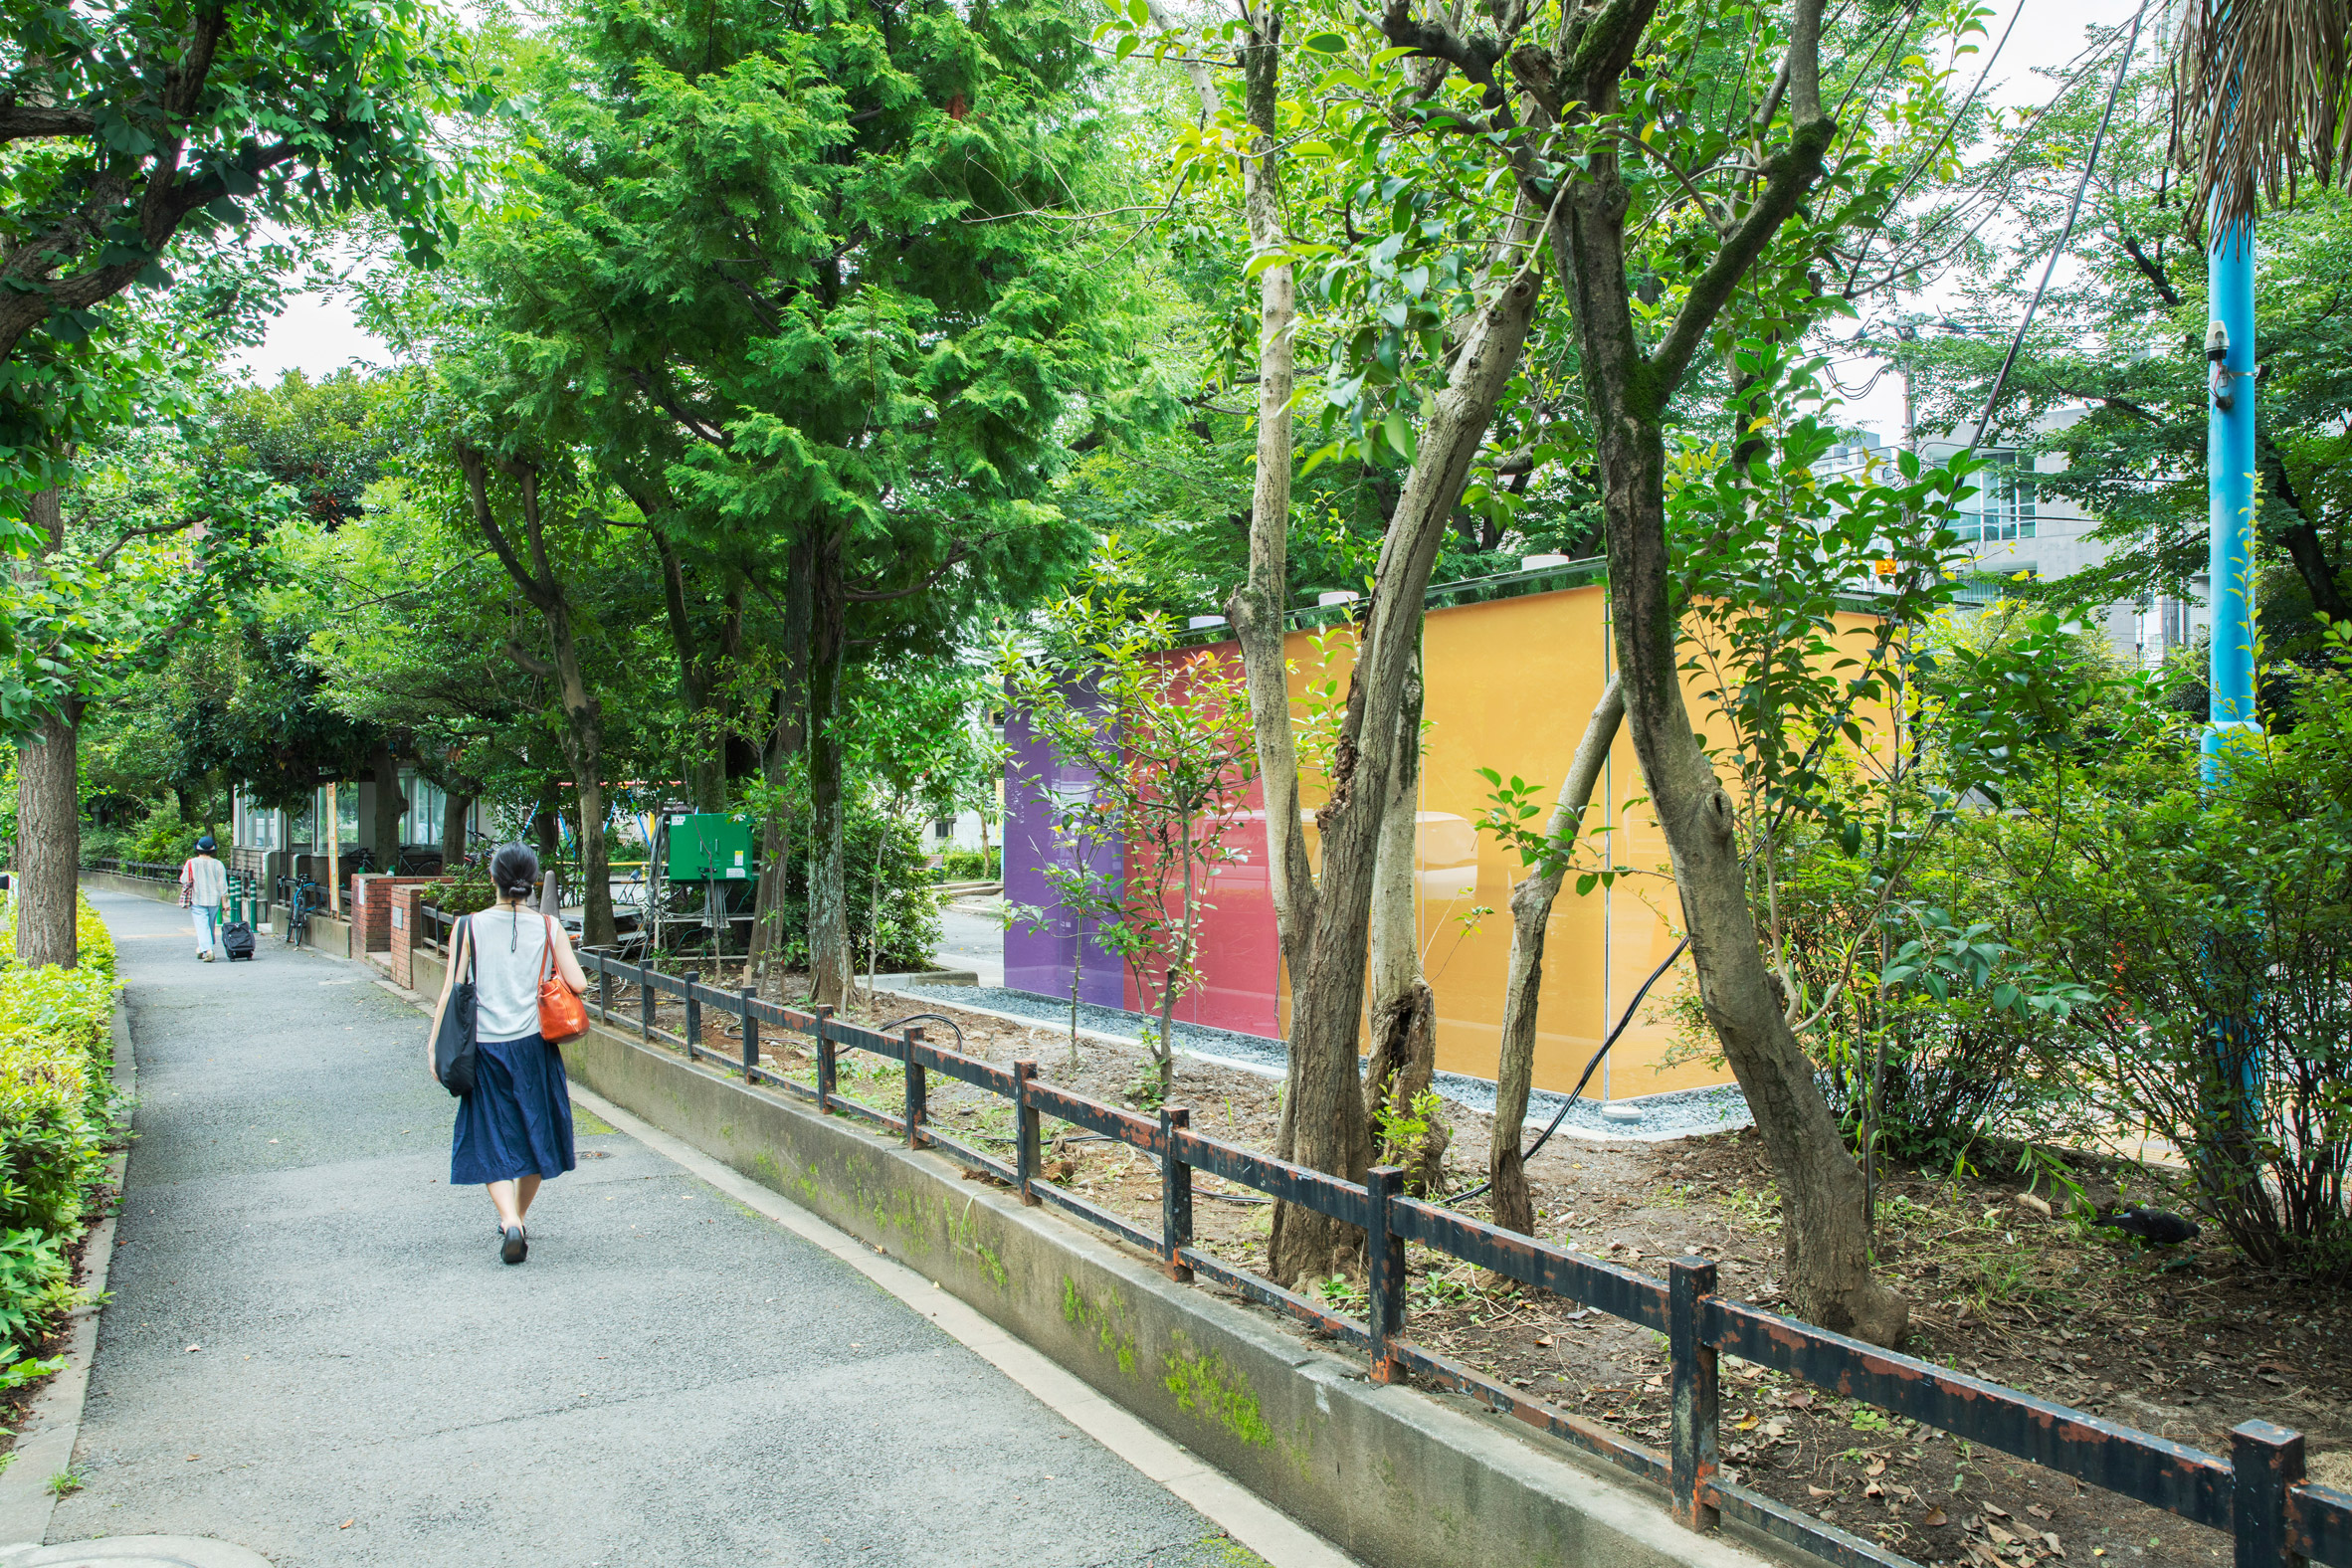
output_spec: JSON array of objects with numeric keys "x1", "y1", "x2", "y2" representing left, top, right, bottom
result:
[
  {"x1": 352, "y1": 875, "x2": 436, "y2": 956},
  {"x1": 389, "y1": 883, "x2": 425, "y2": 988}
]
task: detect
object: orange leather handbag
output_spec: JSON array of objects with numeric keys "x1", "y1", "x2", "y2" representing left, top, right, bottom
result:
[{"x1": 537, "y1": 914, "x2": 589, "y2": 1045}]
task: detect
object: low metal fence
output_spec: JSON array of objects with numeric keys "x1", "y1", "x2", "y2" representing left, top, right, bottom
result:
[
  {"x1": 83, "y1": 858, "x2": 180, "y2": 882},
  {"x1": 558, "y1": 944, "x2": 2344, "y2": 1568}
]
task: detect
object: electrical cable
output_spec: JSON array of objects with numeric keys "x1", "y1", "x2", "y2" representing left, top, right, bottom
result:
[
  {"x1": 1439, "y1": 934, "x2": 1694, "y2": 1209},
  {"x1": 1969, "y1": 0, "x2": 2150, "y2": 453},
  {"x1": 874, "y1": 1012, "x2": 966, "y2": 1053},
  {"x1": 1840, "y1": 0, "x2": 2028, "y2": 299}
]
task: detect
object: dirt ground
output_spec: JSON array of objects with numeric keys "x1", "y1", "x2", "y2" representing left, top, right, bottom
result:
[{"x1": 636, "y1": 973, "x2": 2352, "y2": 1568}]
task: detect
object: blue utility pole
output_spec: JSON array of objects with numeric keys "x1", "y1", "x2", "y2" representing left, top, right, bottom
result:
[
  {"x1": 2204, "y1": 218, "x2": 2257, "y2": 773},
  {"x1": 2204, "y1": 205, "x2": 2260, "y2": 1128}
]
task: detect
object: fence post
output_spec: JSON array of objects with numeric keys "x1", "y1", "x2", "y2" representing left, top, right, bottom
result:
[
  {"x1": 1159, "y1": 1107, "x2": 1193, "y2": 1282},
  {"x1": 1669, "y1": 1257, "x2": 1721, "y2": 1531},
  {"x1": 683, "y1": 971, "x2": 701, "y2": 1060},
  {"x1": 639, "y1": 961, "x2": 656, "y2": 1041},
  {"x1": 1013, "y1": 1061, "x2": 1041, "y2": 1206},
  {"x1": 1365, "y1": 1165, "x2": 1405, "y2": 1385},
  {"x1": 902, "y1": 1028, "x2": 926, "y2": 1148},
  {"x1": 739, "y1": 987, "x2": 759, "y2": 1081},
  {"x1": 2233, "y1": 1421, "x2": 2305, "y2": 1568},
  {"x1": 596, "y1": 958, "x2": 612, "y2": 1022},
  {"x1": 814, "y1": 1005, "x2": 836, "y2": 1114}
]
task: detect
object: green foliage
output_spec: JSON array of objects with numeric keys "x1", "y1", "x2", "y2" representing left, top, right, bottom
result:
[
  {"x1": 1967, "y1": 644, "x2": 2352, "y2": 1280},
  {"x1": 1000, "y1": 544, "x2": 1258, "y2": 1087},
  {"x1": 0, "y1": 1232, "x2": 80, "y2": 1350},
  {"x1": 936, "y1": 847, "x2": 1002, "y2": 882},
  {"x1": 0, "y1": 0, "x2": 476, "y2": 520},
  {"x1": 1892, "y1": 98, "x2": 2352, "y2": 642},
  {"x1": 0, "y1": 893, "x2": 119, "y2": 1362},
  {"x1": 419, "y1": 863, "x2": 499, "y2": 918},
  {"x1": 764, "y1": 800, "x2": 941, "y2": 976}
]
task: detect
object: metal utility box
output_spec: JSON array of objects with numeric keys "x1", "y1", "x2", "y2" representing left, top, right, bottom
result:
[{"x1": 664, "y1": 813, "x2": 755, "y2": 882}]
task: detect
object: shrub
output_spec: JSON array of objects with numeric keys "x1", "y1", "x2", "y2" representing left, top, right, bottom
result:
[
  {"x1": 0, "y1": 892, "x2": 118, "y2": 1359},
  {"x1": 935, "y1": 846, "x2": 1000, "y2": 882},
  {"x1": 418, "y1": 862, "x2": 498, "y2": 917},
  {"x1": 760, "y1": 802, "x2": 941, "y2": 973}
]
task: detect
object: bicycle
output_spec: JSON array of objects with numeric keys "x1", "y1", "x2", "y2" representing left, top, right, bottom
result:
[{"x1": 284, "y1": 879, "x2": 318, "y2": 947}]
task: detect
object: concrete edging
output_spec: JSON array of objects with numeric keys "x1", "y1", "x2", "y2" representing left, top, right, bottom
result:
[
  {"x1": 0, "y1": 999, "x2": 137, "y2": 1550},
  {"x1": 399, "y1": 942, "x2": 1789, "y2": 1568}
]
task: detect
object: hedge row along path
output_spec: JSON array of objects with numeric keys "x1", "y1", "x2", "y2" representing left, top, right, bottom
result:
[{"x1": 53, "y1": 888, "x2": 1277, "y2": 1567}]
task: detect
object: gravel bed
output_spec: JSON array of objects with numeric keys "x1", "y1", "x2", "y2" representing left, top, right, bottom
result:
[{"x1": 894, "y1": 981, "x2": 1754, "y2": 1143}]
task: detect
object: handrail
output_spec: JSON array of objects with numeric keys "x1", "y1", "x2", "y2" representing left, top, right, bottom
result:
[{"x1": 557, "y1": 944, "x2": 2325, "y2": 1568}]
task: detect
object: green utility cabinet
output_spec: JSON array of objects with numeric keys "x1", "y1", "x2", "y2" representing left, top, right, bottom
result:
[{"x1": 665, "y1": 812, "x2": 755, "y2": 882}]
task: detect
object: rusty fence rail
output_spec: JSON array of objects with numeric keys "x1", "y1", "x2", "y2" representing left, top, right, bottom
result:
[{"x1": 557, "y1": 945, "x2": 2346, "y2": 1568}]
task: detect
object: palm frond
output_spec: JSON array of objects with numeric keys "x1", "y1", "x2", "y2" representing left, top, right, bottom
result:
[{"x1": 2171, "y1": 0, "x2": 2352, "y2": 234}]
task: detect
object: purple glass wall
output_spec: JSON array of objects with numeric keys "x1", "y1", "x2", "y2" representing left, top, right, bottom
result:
[{"x1": 1002, "y1": 706, "x2": 1127, "y2": 1007}]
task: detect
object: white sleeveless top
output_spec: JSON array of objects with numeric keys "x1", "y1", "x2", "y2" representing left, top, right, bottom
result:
[{"x1": 466, "y1": 904, "x2": 553, "y2": 1043}]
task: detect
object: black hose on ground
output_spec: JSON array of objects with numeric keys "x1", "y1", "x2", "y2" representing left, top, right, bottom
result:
[{"x1": 1439, "y1": 935, "x2": 1692, "y2": 1209}]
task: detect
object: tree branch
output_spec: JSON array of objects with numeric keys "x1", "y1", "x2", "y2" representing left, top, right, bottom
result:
[{"x1": 1644, "y1": 116, "x2": 1835, "y2": 406}]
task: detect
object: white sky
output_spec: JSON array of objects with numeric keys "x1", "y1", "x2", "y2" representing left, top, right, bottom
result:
[{"x1": 231, "y1": 0, "x2": 2149, "y2": 423}]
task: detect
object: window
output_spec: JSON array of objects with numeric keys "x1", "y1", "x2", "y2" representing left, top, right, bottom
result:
[
  {"x1": 401, "y1": 774, "x2": 446, "y2": 847},
  {"x1": 1964, "y1": 456, "x2": 2037, "y2": 543}
]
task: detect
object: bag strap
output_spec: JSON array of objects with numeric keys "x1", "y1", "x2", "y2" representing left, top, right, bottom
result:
[
  {"x1": 457, "y1": 915, "x2": 478, "y2": 982},
  {"x1": 541, "y1": 914, "x2": 557, "y2": 983}
]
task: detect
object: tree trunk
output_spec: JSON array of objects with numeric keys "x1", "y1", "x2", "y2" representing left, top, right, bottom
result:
[
  {"x1": 442, "y1": 784, "x2": 476, "y2": 865},
  {"x1": 1367, "y1": 980, "x2": 1444, "y2": 1192},
  {"x1": 1363, "y1": 652, "x2": 1425, "y2": 1117},
  {"x1": 750, "y1": 538, "x2": 814, "y2": 986},
  {"x1": 1545, "y1": 11, "x2": 1904, "y2": 1343},
  {"x1": 1142, "y1": 0, "x2": 1315, "y2": 982},
  {"x1": 543, "y1": 611, "x2": 614, "y2": 946},
  {"x1": 370, "y1": 737, "x2": 403, "y2": 868},
  {"x1": 657, "y1": 530, "x2": 743, "y2": 813},
  {"x1": 806, "y1": 530, "x2": 853, "y2": 1008},
  {"x1": 1268, "y1": 198, "x2": 1548, "y2": 1287},
  {"x1": 13, "y1": 484, "x2": 77, "y2": 968},
  {"x1": 457, "y1": 446, "x2": 614, "y2": 947},
  {"x1": 532, "y1": 777, "x2": 560, "y2": 862},
  {"x1": 16, "y1": 706, "x2": 80, "y2": 969},
  {"x1": 1364, "y1": 668, "x2": 1441, "y2": 1196},
  {"x1": 1489, "y1": 675, "x2": 1624, "y2": 1235},
  {"x1": 1223, "y1": 27, "x2": 1317, "y2": 988}
]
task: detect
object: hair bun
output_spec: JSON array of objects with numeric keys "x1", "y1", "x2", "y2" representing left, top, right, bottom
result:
[{"x1": 489, "y1": 842, "x2": 542, "y2": 900}]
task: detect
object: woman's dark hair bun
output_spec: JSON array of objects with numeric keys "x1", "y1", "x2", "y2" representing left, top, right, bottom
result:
[{"x1": 490, "y1": 843, "x2": 541, "y2": 899}]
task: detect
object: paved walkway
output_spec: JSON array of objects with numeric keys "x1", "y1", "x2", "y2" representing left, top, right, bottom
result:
[{"x1": 56, "y1": 890, "x2": 1246, "y2": 1567}]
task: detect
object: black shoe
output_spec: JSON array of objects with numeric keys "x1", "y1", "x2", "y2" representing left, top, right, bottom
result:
[{"x1": 499, "y1": 1225, "x2": 527, "y2": 1265}]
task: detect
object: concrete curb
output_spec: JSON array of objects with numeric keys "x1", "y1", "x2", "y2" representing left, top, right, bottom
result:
[
  {"x1": 537, "y1": 1021, "x2": 1786, "y2": 1568},
  {"x1": 1, "y1": 1536, "x2": 273, "y2": 1566},
  {"x1": 0, "y1": 999, "x2": 137, "y2": 1552}
]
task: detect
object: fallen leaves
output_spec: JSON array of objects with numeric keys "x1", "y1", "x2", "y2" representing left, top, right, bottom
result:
[{"x1": 1922, "y1": 1507, "x2": 1950, "y2": 1528}]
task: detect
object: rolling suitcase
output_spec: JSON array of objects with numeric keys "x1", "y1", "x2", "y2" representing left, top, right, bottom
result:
[{"x1": 221, "y1": 920, "x2": 257, "y2": 961}]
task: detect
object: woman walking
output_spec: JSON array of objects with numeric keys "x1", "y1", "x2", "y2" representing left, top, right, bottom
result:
[
  {"x1": 427, "y1": 844, "x2": 587, "y2": 1264},
  {"x1": 180, "y1": 836, "x2": 229, "y2": 961}
]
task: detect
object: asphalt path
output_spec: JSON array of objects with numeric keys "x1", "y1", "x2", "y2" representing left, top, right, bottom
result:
[{"x1": 54, "y1": 888, "x2": 1239, "y2": 1568}]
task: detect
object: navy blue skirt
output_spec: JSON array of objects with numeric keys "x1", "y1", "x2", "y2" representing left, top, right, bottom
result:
[{"x1": 451, "y1": 1033, "x2": 577, "y2": 1185}]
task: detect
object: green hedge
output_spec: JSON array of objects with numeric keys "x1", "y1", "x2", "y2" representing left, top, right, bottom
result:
[{"x1": 0, "y1": 894, "x2": 121, "y2": 1388}]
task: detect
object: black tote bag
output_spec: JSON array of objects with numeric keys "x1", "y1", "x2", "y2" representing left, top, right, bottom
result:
[{"x1": 433, "y1": 916, "x2": 480, "y2": 1097}]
